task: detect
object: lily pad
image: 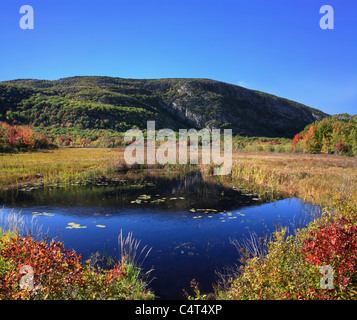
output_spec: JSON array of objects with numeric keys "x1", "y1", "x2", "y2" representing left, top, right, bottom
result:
[
  {"x1": 32, "y1": 212, "x2": 54, "y2": 217},
  {"x1": 138, "y1": 194, "x2": 151, "y2": 200},
  {"x1": 66, "y1": 222, "x2": 87, "y2": 229},
  {"x1": 42, "y1": 212, "x2": 54, "y2": 216},
  {"x1": 151, "y1": 199, "x2": 165, "y2": 204}
]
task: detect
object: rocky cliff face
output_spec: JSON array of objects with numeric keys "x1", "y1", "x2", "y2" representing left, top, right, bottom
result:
[
  {"x1": 140, "y1": 78, "x2": 327, "y2": 137},
  {"x1": 0, "y1": 76, "x2": 328, "y2": 137}
]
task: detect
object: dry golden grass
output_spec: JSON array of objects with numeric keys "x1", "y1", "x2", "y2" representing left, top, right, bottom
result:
[
  {"x1": 0, "y1": 148, "x2": 121, "y2": 189},
  {"x1": 1, "y1": 148, "x2": 356, "y2": 207},
  {"x1": 230, "y1": 151, "x2": 357, "y2": 206}
]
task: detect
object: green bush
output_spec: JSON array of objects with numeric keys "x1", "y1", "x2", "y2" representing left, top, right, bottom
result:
[{"x1": 215, "y1": 197, "x2": 357, "y2": 300}]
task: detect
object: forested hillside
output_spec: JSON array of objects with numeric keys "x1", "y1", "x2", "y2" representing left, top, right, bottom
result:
[{"x1": 0, "y1": 76, "x2": 327, "y2": 139}]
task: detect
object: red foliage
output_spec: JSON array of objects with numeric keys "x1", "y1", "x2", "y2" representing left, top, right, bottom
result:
[
  {"x1": 1, "y1": 122, "x2": 48, "y2": 150},
  {"x1": 5, "y1": 125, "x2": 19, "y2": 148},
  {"x1": 19, "y1": 128, "x2": 35, "y2": 149},
  {"x1": 304, "y1": 126, "x2": 315, "y2": 140},
  {"x1": 302, "y1": 216, "x2": 357, "y2": 288},
  {"x1": 0, "y1": 235, "x2": 129, "y2": 299},
  {"x1": 58, "y1": 135, "x2": 72, "y2": 146},
  {"x1": 102, "y1": 263, "x2": 126, "y2": 287},
  {"x1": 291, "y1": 133, "x2": 304, "y2": 146},
  {"x1": 0, "y1": 236, "x2": 83, "y2": 299},
  {"x1": 336, "y1": 141, "x2": 345, "y2": 152}
]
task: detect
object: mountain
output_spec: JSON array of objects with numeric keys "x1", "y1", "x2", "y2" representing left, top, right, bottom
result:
[{"x1": 0, "y1": 76, "x2": 328, "y2": 138}]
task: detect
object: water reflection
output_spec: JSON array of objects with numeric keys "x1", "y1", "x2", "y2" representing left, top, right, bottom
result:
[{"x1": 0, "y1": 171, "x2": 320, "y2": 299}]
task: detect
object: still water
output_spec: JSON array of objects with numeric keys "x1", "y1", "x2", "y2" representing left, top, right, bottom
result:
[{"x1": 0, "y1": 171, "x2": 319, "y2": 299}]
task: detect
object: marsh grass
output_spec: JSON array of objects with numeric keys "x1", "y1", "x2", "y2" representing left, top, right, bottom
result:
[
  {"x1": 0, "y1": 208, "x2": 44, "y2": 240},
  {"x1": 117, "y1": 230, "x2": 155, "y2": 298},
  {"x1": 3, "y1": 148, "x2": 355, "y2": 209},
  {"x1": 0, "y1": 148, "x2": 118, "y2": 190},
  {"x1": 229, "y1": 151, "x2": 357, "y2": 207},
  {"x1": 1, "y1": 147, "x2": 356, "y2": 300},
  {"x1": 0, "y1": 208, "x2": 24, "y2": 237},
  {"x1": 215, "y1": 231, "x2": 271, "y2": 292},
  {"x1": 118, "y1": 230, "x2": 152, "y2": 267}
]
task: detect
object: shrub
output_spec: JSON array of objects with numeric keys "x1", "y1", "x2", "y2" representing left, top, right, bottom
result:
[
  {"x1": 0, "y1": 234, "x2": 154, "y2": 300},
  {"x1": 291, "y1": 114, "x2": 357, "y2": 156},
  {"x1": 291, "y1": 133, "x2": 303, "y2": 146},
  {"x1": 0, "y1": 235, "x2": 83, "y2": 299},
  {"x1": 301, "y1": 215, "x2": 357, "y2": 297},
  {"x1": 0, "y1": 122, "x2": 55, "y2": 152},
  {"x1": 215, "y1": 200, "x2": 357, "y2": 300}
]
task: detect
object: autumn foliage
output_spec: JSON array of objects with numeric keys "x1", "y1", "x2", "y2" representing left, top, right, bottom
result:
[
  {"x1": 0, "y1": 234, "x2": 153, "y2": 300},
  {"x1": 0, "y1": 236, "x2": 83, "y2": 299},
  {"x1": 291, "y1": 114, "x2": 357, "y2": 156},
  {"x1": 0, "y1": 122, "x2": 55, "y2": 152},
  {"x1": 302, "y1": 215, "x2": 357, "y2": 292},
  {"x1": 291, "y1": 133, "x2": 304, "y2": 146},
  {"x1": 215, "y1": 196, "x2": 357, "y2": 300}
]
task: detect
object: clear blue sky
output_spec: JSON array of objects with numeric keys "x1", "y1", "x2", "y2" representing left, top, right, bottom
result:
[{"x1": 0, "y1": 0, "x2": 356, "y2": 115}]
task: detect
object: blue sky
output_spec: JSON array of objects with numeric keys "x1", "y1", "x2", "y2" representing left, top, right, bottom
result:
[{"x1": 0, "y1": 0, "x2": 356, "y2": 115}]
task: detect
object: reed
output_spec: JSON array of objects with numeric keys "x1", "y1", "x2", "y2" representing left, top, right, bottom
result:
[
  {"x1": 228, "y1": 151, "x2": 357, "y2": 207},
  {"x1": 118, "y1": 229, "x2": 152, "y2": 267},
  {"x1": 117, "y1": 229, "x2": 155, "y2": 298},
  {"x1": 1, "y1": 148, "x2": 356, "y2": 209},
  {"x1": 0, "y1": 209, "x2": 24, "y2": 237}
]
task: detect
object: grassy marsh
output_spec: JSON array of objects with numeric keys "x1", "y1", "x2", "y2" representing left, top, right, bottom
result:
[
  {"x1": 2, "y1": 147, "x2": 355, "y2": 207},
  {"x1": 1, "y1": 147, "x2": 356, "y2": 300}
]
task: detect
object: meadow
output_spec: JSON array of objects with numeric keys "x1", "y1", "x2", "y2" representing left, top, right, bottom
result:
[
  {"x1": 1, "y1": 148, "x2": 355, "y2": 206},
  {"x1": 0, "y1": 147, "x2": 356, "y2": 299}
]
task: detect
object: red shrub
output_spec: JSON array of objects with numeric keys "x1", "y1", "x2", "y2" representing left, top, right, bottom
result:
[
  {"x1": 4, "y1": 124, "x2": 35, "y2": 149},
  {"x1": 1, "y1": 122, "x2": 53, "y2": 151},
  {"x1": 19, "y1": 128, "x2": 36, "y2": 149},
  {"x1": 302, "y1": 216, "x2": 357, "y2": 289},
  {"x1": 5, "y1": 125, "x2": 20, "y2": 148},
  {"x1": 0, "y1": 235, "x2": 130, "y2": 300},
  {"x1": 0, "y1": 236, "x2": 83, "y2": 299},
  {"x1": 336, "y1": 141, "x2": 346, "y2": 153},
  {"x1": 291, "y1": 133, "x2": 304, "y2": 146},
  {"x1": 102, "y1": 263, "x2": 126, "y2": 287}
]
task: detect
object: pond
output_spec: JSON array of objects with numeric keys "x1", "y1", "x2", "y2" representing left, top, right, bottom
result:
[{"x1": 0, "y1": 171, "x2": 320, "y2": 299}]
